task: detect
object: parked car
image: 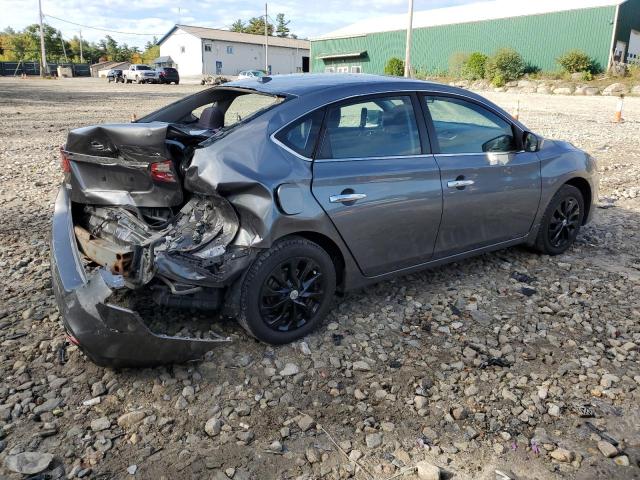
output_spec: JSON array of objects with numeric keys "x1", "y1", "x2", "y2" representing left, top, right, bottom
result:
[
  {"x1": 238, "y1": 69, "x2": 266, "y2": 79},
  {"x1": 156, "y1": 67, "x2": 180, "y2": 85},
  {"x1": 123, "y1": 64, "x2": 159, "y2": 84},
  {"x1": 51, "y1": 74, "x2": 598, "y2": 366},
  {"x1": 106, "y1": 69, "x2": 123, "y2": 83}
]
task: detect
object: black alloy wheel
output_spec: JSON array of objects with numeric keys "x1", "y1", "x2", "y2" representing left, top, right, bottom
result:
[
  {"x1": 237, "y1": 237, "x2": 336, "y2": 344},
  {"x1": 259, "y1": 257, "x2": 325, "y2": 333},
  {"x1": 548, "y1": 196, "x2": 581, "y2": 249},
  {"x1": 535, "y1": 184, "x2": 585, "y2": 255}
]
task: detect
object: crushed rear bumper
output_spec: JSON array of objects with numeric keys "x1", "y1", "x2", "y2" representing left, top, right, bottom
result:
[{"x1": 50, "y1": 186, "x2": 230, "y2": 367}]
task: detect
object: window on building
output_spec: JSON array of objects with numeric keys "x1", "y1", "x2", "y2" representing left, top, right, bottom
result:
[
  {"x1": 424, "y1": 96, "x2": 516, "y2": 154},
  {"x1": 350, "y1": 65, "x2": 362, "y2": 73},
  {"x1": 318, "y1": 96, "x2": 421, "y2": 160},
  {"x1": 324, "y1": 67, "x2": 335, "y2": 73},
  {"x1": 226, "y1": 45, "x2": 234, "y2": 54},
  {"x1": 336, "y1": 66, "x2": 349, "y2": 73},
  {"x1": 275, "y1": 110, "x2": 324, "y2": 158},
  {"x1": 204, "y1": 44, "x2": 212, "y2": 52},
  {"x1": 180, "y1": 46, "x2": 185, "y2": 54}
]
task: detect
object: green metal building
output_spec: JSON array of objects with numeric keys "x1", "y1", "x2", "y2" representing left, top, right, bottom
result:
[{"x1": 311, "y1": 0, "x2": 640, "y2": 74}]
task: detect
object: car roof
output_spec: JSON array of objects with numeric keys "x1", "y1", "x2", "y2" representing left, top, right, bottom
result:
[
  {"x1": 221, "y1": 73, "x2": 522, "y2": 130},
  {"x1": 225, "y1": 73, "x2": 464, "y2": 97}
]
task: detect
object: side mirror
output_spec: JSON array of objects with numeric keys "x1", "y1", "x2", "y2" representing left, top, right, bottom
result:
[{"x1": 523, "y1": 132, "x2": 541, "y2": 152}]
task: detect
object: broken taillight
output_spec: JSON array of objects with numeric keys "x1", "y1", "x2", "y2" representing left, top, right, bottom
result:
[
  {"x1": 150, "y1": 160, "x2": 177, "y2": 183},
  {"x1": 59, "y1": 146, "x2": 71, "y2": 173}
]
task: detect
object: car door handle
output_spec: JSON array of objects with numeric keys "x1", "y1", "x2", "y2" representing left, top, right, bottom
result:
[
  {"x1": 329, "y1": 193, "x2": 367, "y2": 204},
  {"x1": 447, "y1": 180, "x2": 475, "y2": 188}
]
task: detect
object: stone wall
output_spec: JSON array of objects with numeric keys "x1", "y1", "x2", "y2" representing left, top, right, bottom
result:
[{"x1": 447, "y1": 79, "x2": 640, "y2": 97}]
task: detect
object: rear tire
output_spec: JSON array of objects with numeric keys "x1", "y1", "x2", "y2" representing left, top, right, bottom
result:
[
  {"x1": 534, "y1": 185, "x2": 584, "y2": 255},
  {"x1": 237, "y1": 237, "x2": 336, "y2": 344}
]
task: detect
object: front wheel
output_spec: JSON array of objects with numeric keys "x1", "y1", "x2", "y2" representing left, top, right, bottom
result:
[
  {"x1": 534, "y1": 185, "x2": 584, "y2": 255},
  {"x1": 237, "y1": 237, "x2": 336, "y2": 344}
]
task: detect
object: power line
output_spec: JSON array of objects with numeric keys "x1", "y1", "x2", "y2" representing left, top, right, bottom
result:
[{"x1": 43, "y1": 13, "x2": 164, "y2": 36}]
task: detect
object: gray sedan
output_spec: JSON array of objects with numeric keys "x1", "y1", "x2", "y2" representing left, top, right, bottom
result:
[{"x1": 51, "y1": 74, "x2": 598, "y2": 366}]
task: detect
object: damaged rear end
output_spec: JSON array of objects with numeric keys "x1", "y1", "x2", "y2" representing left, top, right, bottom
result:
[{"x1": 51, "y1": 110, "x2": 268, "y2": 366}]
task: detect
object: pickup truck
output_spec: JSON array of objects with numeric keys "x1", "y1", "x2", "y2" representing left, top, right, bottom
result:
[{"x1": 123, "y1": 64, "x2": 159, "y2": 84}]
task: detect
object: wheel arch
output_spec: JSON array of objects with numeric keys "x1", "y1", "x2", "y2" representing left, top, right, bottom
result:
[
  {"x1": 282, "y1": 231, "x2": 346, "y2": 290},
  {"x1": 564, "y1": 177, "x2": 592, "y2": 225}
]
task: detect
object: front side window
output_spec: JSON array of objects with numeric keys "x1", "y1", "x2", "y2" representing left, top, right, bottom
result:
[
  {"x1": 318, "y1": 96, "x2": 421, "y2": 160},
  {"x1": 275, "y1": 110, "x2": 324, "y2": 158},
  {"x1": 424, "y1": 96, "x2": 516, "y2": 154}
]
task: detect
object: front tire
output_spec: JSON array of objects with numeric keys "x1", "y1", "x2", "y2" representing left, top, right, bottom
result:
[
  {"x1": 534, "y1": 185, "x2": 584, "y2": 255},
  {"x1": 237, "y1": 237, "x2": 336, "y2": 344}
]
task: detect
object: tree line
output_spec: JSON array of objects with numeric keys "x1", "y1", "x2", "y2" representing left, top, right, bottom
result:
[
  {"x1": 0, "y1": 24, "x2": 159, "y2": 65},
  {"x1": 231, "y1": 13, "x2": 297, "y2": 38}
]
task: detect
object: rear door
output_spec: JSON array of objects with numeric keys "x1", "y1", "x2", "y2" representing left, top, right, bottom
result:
[
  {"x1": 311, "y1": 94, "x2": 443, "y2": 277},
  {"x1": 421, "y1": 94, "x2": 541, "y2": 257}
]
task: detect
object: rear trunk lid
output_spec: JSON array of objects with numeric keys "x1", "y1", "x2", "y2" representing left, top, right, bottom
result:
[{"x1": 64, "y1": 122, "x2": 183, "y2": 208}]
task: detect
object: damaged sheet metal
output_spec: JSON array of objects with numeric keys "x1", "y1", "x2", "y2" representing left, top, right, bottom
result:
[
  {"x1": 184, "y1": 113, "x2": 313, "y2": 249},
  {"x1": 74, "y1": 226, "x2": 132, "y2": 276},
  {"x1": 65, "y1": 122, "x2": 183, "y2": 208},
  {"x1": 78, "y1": 194, "x2": 243, "y2": 288},
  {"x1": 51, "y1": 187, "x2": 230, "y2": 367}
]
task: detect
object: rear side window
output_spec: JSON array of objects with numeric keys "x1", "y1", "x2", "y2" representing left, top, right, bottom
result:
[
  {"x1": 317, "y1": 96, "x2": 421, "y2": 159},
  {"x1": 275, "y1": 110, "x2": 324, "y2": 158},
  {"x1": 424, "y1": 96, "x2": 516, "y2": 154}
]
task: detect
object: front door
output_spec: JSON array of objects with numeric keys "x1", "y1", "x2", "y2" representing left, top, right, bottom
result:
[
  {"x1": 311, "y1": 94, "x2": 442, "y2": 277},
  {"x1": 421, "y1": 95, "x2": 541, "y2": 258}
]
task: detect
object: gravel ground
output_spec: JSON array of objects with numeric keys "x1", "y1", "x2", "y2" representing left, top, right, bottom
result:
[{"x1": 0, "y1": 77, "x2": 639, "y2": 480}]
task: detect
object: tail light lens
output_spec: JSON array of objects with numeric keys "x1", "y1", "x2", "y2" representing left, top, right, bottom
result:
[
  {"x1": 59, "y1": 146, "x2": 71, "y2": 173},
  {"x1": 150, "y1": 160, "x2": 177, "y2": 183}
]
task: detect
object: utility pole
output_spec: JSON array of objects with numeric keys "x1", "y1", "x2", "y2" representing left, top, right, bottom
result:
[
  {"x1": 403, "y1": 0, "x2": 414, "y2": 78},
  {"x1": 79, "y1": 29, "x2": 84, "y2": 63},
  {"x1": 38, "y1": 0, "x2": 48, "y2": 76},
  {"x1": 264, "y1": 3, "x2": 269, "y2": 74},
  {"x1": 60, "y1": 36, "x2": 68, "y2": 63}
]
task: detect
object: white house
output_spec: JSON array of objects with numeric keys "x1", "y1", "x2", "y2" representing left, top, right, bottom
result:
[{"x1": 157, "y1": 25, "x2": 310, "y2": 78}]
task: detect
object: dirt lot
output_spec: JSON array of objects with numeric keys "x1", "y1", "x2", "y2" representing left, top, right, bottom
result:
[{"x1": 0, "y1": 77, "x2": 639, "y2": 480}]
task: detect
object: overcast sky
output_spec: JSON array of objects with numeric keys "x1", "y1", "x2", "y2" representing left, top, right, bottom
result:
[{"x1": 1, "y1": 0, "x2": 476, "y2": 48}]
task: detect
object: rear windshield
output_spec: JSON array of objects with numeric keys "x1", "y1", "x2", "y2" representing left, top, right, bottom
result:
[
  {"x1": 137, "y1": 66, "x2": 151, "y2": 70},
  {"x1": 137, "y1": 88, "x2": 287, "y2": 133},
  {"x1": 190, "y1": 92, "x2": 284, "y2": 129},
  {"x1": 163, "y1": 68, "x2": 177, "y2": 73},
  {"x1": 224, "y1": 93, "x2": 281, "y2": 126}
]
